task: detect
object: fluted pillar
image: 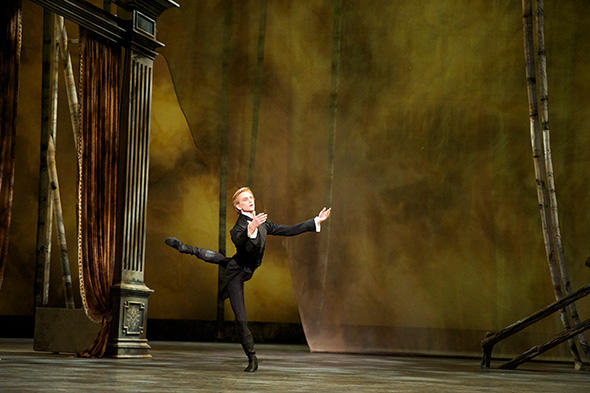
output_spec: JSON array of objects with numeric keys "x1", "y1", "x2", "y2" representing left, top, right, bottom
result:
[{"x1": 105, "y1": 0, "x2": 179, "y2": 358}]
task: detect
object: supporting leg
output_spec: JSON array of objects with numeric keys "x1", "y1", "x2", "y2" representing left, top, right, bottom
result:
[{"x1": 227, "y1": 276, "x2": 258, "y2": 372}]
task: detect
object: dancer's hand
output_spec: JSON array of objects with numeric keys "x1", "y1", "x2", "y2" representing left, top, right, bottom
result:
[
  {"x1": 248, "y1": 213, "x2": 267, "y2": 235},
  {"x1": 317, "y1": 207, "x2": 331, "y2": 224}
]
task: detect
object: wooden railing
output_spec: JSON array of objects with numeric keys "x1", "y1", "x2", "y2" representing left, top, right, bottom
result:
[{"x1": 481, "y1": 283, "x2": 590, "y2": 369}]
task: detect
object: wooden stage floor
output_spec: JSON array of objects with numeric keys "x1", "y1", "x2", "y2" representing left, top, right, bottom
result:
[{"x1": 0, "y1": 339, "x2": 588, "y2": 392}]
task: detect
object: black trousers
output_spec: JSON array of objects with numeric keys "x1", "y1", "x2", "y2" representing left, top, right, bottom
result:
[
  {"x1": 187, "y1": 246, "x2": 254, "y2": 353},
  {"x1": 226, "y1": 266, "x2": 252, "y2": 345}
]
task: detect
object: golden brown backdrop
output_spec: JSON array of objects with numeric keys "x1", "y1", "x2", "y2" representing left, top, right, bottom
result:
[{"x1": 1, "y1": 0, "x2": 590, "y2": 357}]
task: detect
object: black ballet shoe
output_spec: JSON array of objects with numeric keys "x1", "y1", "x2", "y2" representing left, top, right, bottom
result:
[
  {"x1": 165, "y1": 237, "x2": 182, "y2": 249},
  {"x1": 244, "y1": 353, "x2": 258, "y2": 372},
  {"x1": 165, "y1": 237, "x2": 192, "y2": 254}
]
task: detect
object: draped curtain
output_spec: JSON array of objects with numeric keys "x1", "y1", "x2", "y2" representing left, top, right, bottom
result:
[
  {"x1": 0, "y1": 0, "x2": 22, "y2": 291},
  {"x1": 78, "y1": 27, "x2": 120, "y2": 357}
]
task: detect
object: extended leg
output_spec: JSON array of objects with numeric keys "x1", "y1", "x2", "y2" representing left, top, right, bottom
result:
[
  {"x1": 165, "y1": 237, "x2": 228, "y2": 265},
  {"x1": 227, "y1": 275, "x2": 258, "y2": 372}
]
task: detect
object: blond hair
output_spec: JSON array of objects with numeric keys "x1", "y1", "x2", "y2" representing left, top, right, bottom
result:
[{"x1": 232, "y1": 186, "x2": 254, "y2": 212}]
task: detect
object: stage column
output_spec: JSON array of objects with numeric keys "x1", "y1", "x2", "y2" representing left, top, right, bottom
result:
[{"x1": 106, "y1": 0, "x2": 179, "y2": 358}]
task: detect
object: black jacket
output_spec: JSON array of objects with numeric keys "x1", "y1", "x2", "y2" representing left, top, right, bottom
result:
[{"x1": 229, "y1": 213, "x2": 316, "y2": 272}]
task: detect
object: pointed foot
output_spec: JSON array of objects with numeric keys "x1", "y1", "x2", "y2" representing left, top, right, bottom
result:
[{"x1": 165, "y1": 237, "x2": 182, "y2": 248}]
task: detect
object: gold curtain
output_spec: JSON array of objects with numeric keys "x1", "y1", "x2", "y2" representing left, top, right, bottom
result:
[
  {"x1": 0, "y1": 0, "x2": 21, "y2": 290},
  {"x1": 78, "y1": 28, "x2": 120, "y2": 357}
]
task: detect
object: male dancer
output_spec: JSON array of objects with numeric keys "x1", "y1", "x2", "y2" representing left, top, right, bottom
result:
[{"x1": 165, "y1": 186, "x2": 331, "y2": 372}]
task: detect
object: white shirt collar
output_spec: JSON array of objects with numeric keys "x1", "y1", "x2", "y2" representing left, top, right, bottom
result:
[{"x1": 240, "y1": 210, "x2": 255, "y2": 219}]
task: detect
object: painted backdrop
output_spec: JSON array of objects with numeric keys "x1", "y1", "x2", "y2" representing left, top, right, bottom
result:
[
  {"x1": 150, "y1": 0, "x2": 590, "y2": 356},
  {"x1": 2, "y1": 0, "x2": 590, "y2": 358}
]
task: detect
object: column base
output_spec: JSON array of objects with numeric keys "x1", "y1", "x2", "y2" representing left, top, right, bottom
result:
[
  {"x1": 105, "y1": 337, "x2": 152, "y2": 358},
  {"x1": 107, "y1": 282, "x2": 154, "y2": 359}
]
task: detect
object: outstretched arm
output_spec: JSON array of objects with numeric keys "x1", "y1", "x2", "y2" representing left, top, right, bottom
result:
[{"x1": 266, "y1": 207, "x2": 332, "y2": 236}]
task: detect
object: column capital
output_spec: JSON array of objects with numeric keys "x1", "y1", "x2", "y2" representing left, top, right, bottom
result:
[
  {"x1": 113, "y1": 0, "x2": 180, "y2": 20},
  {"x1": 115, "y1": 0, "x2": 179, "y2": 57}
]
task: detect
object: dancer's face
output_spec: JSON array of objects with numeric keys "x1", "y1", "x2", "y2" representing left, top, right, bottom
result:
[{"x1": 235, "y1": 190, "x2": 255, "y2": 213}]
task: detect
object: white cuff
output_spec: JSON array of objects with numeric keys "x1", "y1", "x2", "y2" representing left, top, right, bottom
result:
[
  {"x1": 247, "y1": 221, "x2": 258, "y2": 238},
  {"x1": 314, "y1": 217, "x2": 321, "y2": 232}
]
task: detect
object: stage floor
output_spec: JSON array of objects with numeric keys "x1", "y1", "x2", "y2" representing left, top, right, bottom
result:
[{"x1": 0, "y1": 339, "x2": 588, "y2": 392}]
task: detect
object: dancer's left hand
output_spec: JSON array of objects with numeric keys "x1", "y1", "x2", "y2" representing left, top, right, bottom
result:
[{"x1": 317, "y1": 207, "x2": 331, "y2": 223}]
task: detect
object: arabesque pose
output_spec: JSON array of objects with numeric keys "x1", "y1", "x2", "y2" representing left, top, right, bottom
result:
[{"x1": 165, "y1": 186, "x2": 331, "y2": 372}]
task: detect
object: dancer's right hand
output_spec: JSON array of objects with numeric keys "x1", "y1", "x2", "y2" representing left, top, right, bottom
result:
[{"x1": 248, "y1": 213, "x2": 267, "y2": 235}]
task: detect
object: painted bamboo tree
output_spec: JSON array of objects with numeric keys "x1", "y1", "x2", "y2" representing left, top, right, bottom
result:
[
  {"x1": 54, "y1": 15, "x2": 82, "y2": 309},
  {"x1": 47, "y1": 135, "x2": 75, "y2": 309},
  {"x1": 521, "y1": 0, "x2": 582, "y2": 367},
  {"x1": 318, "y1": 0, "x2": 343, "y2": 326},
  {"x1": 57, "y1": 16, "x2": 80, "y2": 146},
  {"x1": 216, "y1": 0, "x2": 233, "y2": 336},
  {"x1": 40, "y1": 15, "x2": 75, "y2": 309},
  {"x1": 247, "y1": 0, "x2": 267, "y2": 187},
  {"x1": 536, "y1": 0, "x2": 590, "y2": 358},
  {"x1": 34, "y1": 10, "x2": 58, "y2": 308},
  {"x1": 534, "y1": 0, "x2": 590, "y2": 359}
]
